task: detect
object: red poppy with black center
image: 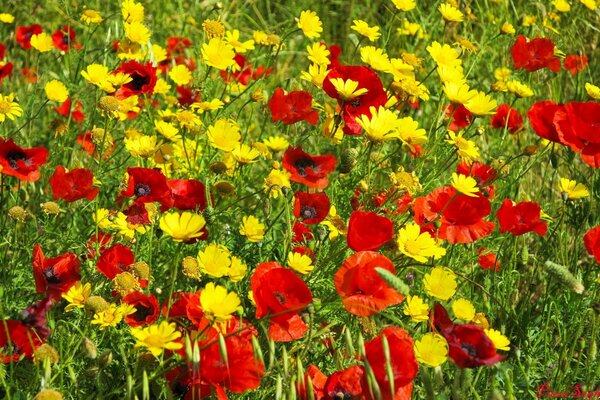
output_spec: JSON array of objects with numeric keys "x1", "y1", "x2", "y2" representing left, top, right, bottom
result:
[
  {"x1": 20, "y1": 296, "x2": 53, "y2": 339},
  {"x1": 297, "y1": 365, "x2": 327, "y2": 400},
  {"x1": 564, "y1": 54, "x2": 588, "y2": 75},
  {"x1": 251, "y1": 262, "x2": 313, "y2": 342},
  {"x1": 282, "y1": 146, "x2": 337, "y2": 190},
  {"x1": 113, "y1": 60, "x2": 157, "y2": 99},
  {"x1": 553, "y1": 102, "x2": 600, "y2": 167},
  {"x1": 347, "y1": 211, "x2": 394, "y2": 251},
  {"x1": 32, "y1": 243, "x2": 81, "y2": 301},
  {"x1": 55, "y1": 98, "x2": 85, "y2": 123},
  {"x1": 293, "y1": 191, "x2": 330, "y2": 224},
  {"x1": 167, "y1": 178, "x2": 210, "y2": 211},
  {"x1": 120, "y1": 167, "x2": 173, "y2": 208},
  {"x1": 491, "y1": 104, "x2": 524, "y2": 134},
  {"x1": 268, "y1": 87, "x2": 319, "y2": 126},
  {"x1": 52, "y1": 25, "x2": 82, "y2": 52},
  {"x1": 334, "y1": 251, "x2": 403, "y2": 316},
  {"x1": 477, "y1": 248, "x2": 501, "y2": 271},
  {"x1": 123, "y1": 291, "x2": 160, "y2": 327},
  {"x1": 584, "y1": 225, "x2": 600, "y2": 265},
  {"x1": 456, "y1": 162, "x2": 497, "y2": 198},
  {"x1": 497, "y1": 199, "x2": 547, "y2": 236},
  {"x1": 510, "y1": 35, "x2": 561, "y2": 73},
  {"x1": 364, "y1": 326, "x2": 417, "y2": 400},
  {"x1": 16, "y1": 24, "x2": 43, "y2": 49},
  {"x1": 322, "y1": 65, "x2": 387, "y2": 135},
  {"x1": 50, "y1": 165, "x2": 99, "y2": 202},
  {"x1": 527, "y1": 101, "x2": 563, "y2": 143},
  {"x1": 0, "y1": 138, "x2": 49, "y2": 182},
  {"x1": 0, "y1": 320, "x2": 42, "y2": 364},
  {"x1": 446, "y1": 104, "x2": 473, "y2": 132},
  {"x1": 96, "y1": 244, "x2": 135, "y2": 280}
]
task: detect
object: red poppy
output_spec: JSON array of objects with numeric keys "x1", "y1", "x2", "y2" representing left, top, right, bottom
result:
[
  {"x1": 50, "y1": 165, "x2": 99, "y2": 202},
  {"x1": 328, "y1": 44, "x2": 343, "y2": 70},
  {"x1": 477, "y1": 248, "x2": 501, "y2": 271},
  {"x1": 32, "y1": 244, "x2": 81, "y2": 301},
  {"x1": 251, "y1": 262, "x2": 312, "y2": 341},
  {"x1": 268, "y1": 87, "x2": 319, "y2": 126},
  {"x1": 323, "y1": 65, "x2": 388, "y2": 135},
  {"x1": 20, "y1": 296, "x2": 53, "y2": 339},
  {"x1": 292, "y1": 245, "x2": 315, "y2": 261},
  {"x1": 446, "y1": 104, "x2": 473, "y2": 132},
  {"x1": 294, "y1": 191, "x2": 330, "y2": 224},
  {"x1": 490, "y1": 104, "x2": 523, "y2": 134},
  {"x1": 52, "y1": 25, "x2": 81, "y2": 51},
  {"x1": 346, "y1": 211, "x2": 394, "y2": 251},
  {"x1": 123, "y1": 292, "x2": 160, "y2": 327},
  {"x1": 324, "y1": 366, "x2": 368, "y2": 399},
  {"x1": 298, "y1": 365, "x2": 327, "y2": 400},
  {"x1": 0, "y1": 138, "x2": 49, "y2": 182},
  {"x1": 167, "y1": 178, "x2": 210, "y2": 211},
  {"x1": 456, "y1": 162, "x2": 497, "y2": 198},
  {"x1": 554, "y1": 102, "x2": 600, "y2": 167},
  {"x1": 292, "y1": 221, "x2": 314, "y2": 243},
  {"x1": 334, "y1": 251, "x2": 403, "y2": 316},
  {"x1": 85, "y1": 232, "x2": 113, "y2": 260},
  {"x1": 497, "y1": 199, "x2": 547, "y2": 236},
  {"x1": 162, "y1": 291, "x2": 195, "y2": 319},
  {"x1": 176, "y1": 85, "x2": 201, "y2": 106},
  {"x1": 113, "y1": 60, "x2": 157, "y2": 98},
  {"x1": 16, "y1": 24, "x2": 43, "y2": 49},
  {"x1": 364, "y1": 326, "x2": 418, "y2": 399},
  {"x1": 220, "y1": 53, "x2": 253, "y2": 85},
  {"x1": 583, "y1": 225, "x2": 600, "y2": 264},
  {"x1": 282, "y1": 146, "x2": 337, "y2": 190},
  {"x1": 0, "y1": 61, "x2": 12, "y2": 87},
  {"x1": 564, "y1": 54, "x2": 588, "y2": 75},
  {"x1": 166, "y1": 37, "x2": 192, "y2": 57},
  {"x1": 55, "y1": 98, "x2": 85, "y2": 123},
  {"x1": 96, "y1": 244, "x2": 135, "y2": 280},
  {"x1": 76, "y1": 131, "x2": 115, "y2": 160},
  {"x1": 510, "y1": 35, "x2": 561, "y2": 73},
  {"x1": 527, "y1": 101, "x2": 563, "y2": 143},
  {"x1": 0, "y1": 320, "x2": 42, "y2": 363},
  {"x1": 119, "y1": 167, "x2": 173, "y2": 208},
  {"x1": 0, "y1": 43, "x2": 5, "y2": 59}
]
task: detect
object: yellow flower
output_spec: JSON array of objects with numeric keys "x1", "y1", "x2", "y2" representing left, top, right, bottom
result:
[
  {"x1": 437, "y1": 65, "x2": 465, "y2": 84},
  {"x1": 403, "y1": 295, "x2": 429, "y2": 322},
  {"x1": 226, "y1": 29, "x2": 255, "y2": 53},
  {"x1": 81, "y1": 9, "x2": 103, "y2": 24},
  {"x1": 30, "y1": 33, "x2": 53, "y2": 52},
  {"x1": 264, "y1": 168, "x2": 291, "y2": 198},
  {"x1": 423, "y1": 266, "x2": 457, "y2": 300},
  {"x1": 553, "y1": 0, "x2": 571, "y2": 11},
  {"x1": 263, "y1": 136, "x2": 289, "y2": 152},
  {"x1": 228, "y1": 256, "x2": 248, "y2": 282},
  {"x1": 580, "y1": 0, "x2": 597, "y2": 10},
  {"x1": 452, "y1": 298, "x2": 476, "y2": 321},
  {"x1": 240, "y1": 215, "x2": 265, "y2": 242},
  {"x1": 202, "y1": 38, "x2": 236, "y2": 71},
  {"x1": 320, "y1": 205, "x2": 345, "y2": 240},
  {"x1": 176, "y1": 110, "x2": 202, "y2": 130},
  {"x1": 439, "y1": 3, "x2": 464, "y2": 22},
  {"x1": 207, "y1": 119, "x2": 241, "y2": 152},
  {"x1": 446, "y1": 130, "x2": 480, "y2": 164},
  {"x1": 0, "y1": 93, "x2": 23, "y2": 122},
  {"x1": 124, "y1": 21, "x2": 150, "y2": 44},
  {"x1": 443, "y1": 82, "x2": 476, "y2": 104},
  {"x1": 485, "y1": 329, "x2": 510, "y2": 351},
  {"x1": 300, "y1": 63, "x2": 330, "y2": 88},
  {"x1": 45, "y1": 80, "x2": 69, "y2": 103},
  {"x1": 386, "y1": 58, "x2": 415, "y2": 81},
  {"x1": 297, "y1": 10, "x2": 323, "y2": 39},
  {"x1": 464, "y1": 91, "x2": 497, "y2": 116},
  {"x1": 426, "y1": 41, "x2": 461, "y2": 68},
  {"x1": 501, "y1": 22, "x2": 516, "y2": 35},
  {"x1": 200, "y1": 283, "x2": 241, "y2": 324},
  {"x1": 392, "y1": 0, "x2": 416, "y2": 11},
  {"x1": 91, "y1": 303, "x2": 127, "y2": 330},
  {"x1": 451, "y1": 172, "x2": 479, "y2": 197},
  {"x1": 507, "y1": 80, "x2": 534, "y2": 98},
  {"x1": 522, "y1": 15, "x2": 537, "y2": 26},
  {"x1": 81, "y1": 64, "x2": 113, "y2": 91},
  {"x1": 62, "y1": 282, "x2": 92, "y2": 312},
  {"x1": 494, "y1": 67, "x2": 511, "y2": 82},
  {"x1": 330, "y1": 78, "x2": 368, "y2": 100},
  {"x1": 397, "y1": 20, "x2": 422, "y2": 36},
  {"x1": 390, "y1": 167, "x2": 421, "y2": 195},
  {"x1": 357, "y1": 106, "x2": 402, "y2": 143},
  {"x1": 585, "y1": 83, "x2": 600, "y2": 100},
  {"x1": 203, "y1": 19, "x2": 225, "y2": 39},
  {"x1": 351, "y1": 20, "x2": 381, "y2": 42},
  {"x1": 0, "y1": 13, "x2": 15, "y2": 23},
  {"x1": 155, "y1": 120, "x2": 180, "y2": 141},
  {"x1": 198, "y1": 243, "x2": 231, "y2": 278},
  {"x1": 131, "y1": 321, "x2": 183, "y2": 357},
  {"x1": 559, "y1": 178, "x2": 590, "y2": 200},
  {"x1": 152, "y1": 44, "x2": 167, "y2": 63},
  {"x1": 168, "y1": 65, "x2": 192, "y2": 86},
  {"x1": 287, "y1": 252, "x2": 314, "y2": 275},
  {"x1": 397, "y1": 223, "x2": 446, "y2": 263},
  {"x1": 360, "y1": 46, "x2": 391, "y2": 72},
  {"x1": 414, "y1": 333, "x2": 448, "y2": 367},
  {"x1": 122, "y1": 0, "x2": 145, "y2": 23},
  {"x1": 397, "y1": 116, "x2": 427, "y2": 150},
  {"x1": 307, "y1": 42, "x2": 330, "y2": 66},
  {"x1": 159, "y1": 212, "x2": 207, "y2": 242},
  {"x1": 232, "y1": 144, "x2": 260, "y2": 164}
]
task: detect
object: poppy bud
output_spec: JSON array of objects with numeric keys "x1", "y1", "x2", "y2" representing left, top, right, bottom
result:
[
  {"x1": 99, "y1": 350, "x2": 113, "y2": 368},
  {"x1": 82, "y1": 337, "x2": 97, "y2": 359},
  {"x1": 339, "y1": 148, "x2": 358, "y2": 174}
]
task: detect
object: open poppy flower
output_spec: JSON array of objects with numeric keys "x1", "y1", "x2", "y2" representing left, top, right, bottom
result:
[
  {"x1": 322, "y1": 65, "x2": 387, "y2": 135},
  {"x1": 334, "y1": 251, "x2": 403, "y2": 316},
  {"x1": 32, "y1": 244, "x2": 81, "y2": 301},
  {"x1": 553, "y1": 102, "x2": 600, "y2": 167},
  {"x1": 282, "y1": 146, "x2": 337, "y2": 190},
  {"x1": 55, "y1": 98, "x2": 85, "y2": 123},
  {"x1": 0, "y1": 138, "x2": 49, "y2": 182},
  {"x1": 346, "y1": 210, "x2": 394, "y2": 251},
  {"x1": 268, "y1": 87, "x2": 319, "y2": 126},
  {"x1": 527, "y1": 101, "x2": 563, "y2": 143},
  {"x1": 123, "y1": 291, "x2": 160, "y2": 327},
  {"x1": 251, "y1": 262, "x2": 313, "y2": 341},
  {"x1": 119, "y1": 167, "x2": 173, "y2": 209},
  {"x1": 15, "y1": 24, "x2": 43, "y2": 49},
  {"x1": 0, "y1": 61, "x2": 13, "y2": 87},
  {"x1": 324, "y1": 366, "x2": 368, "y2": 399},
  {"x1": 168, "y1": 178, "x2": 211, "y2": 211},
  {"x1": 510, "y1": 35, "x2": 561, "y2": 73},
  {"x1": 491, "y1": 104, "x2": 523, "y2": 134},
  {"x1": 52, "y1": 25, "x2": 82, "y2": 51},
  {"x1": 96, "y1": 244, "x2": 135, "y2": 280},
  {"x1": 584, "y1": 226, "x2": 600, "y2": 264},
  {"x1": 294, "y1": 191, "x2": 331, "y2": 224},
  {"x1": 0, "y1": 320, "x2": 42, "y2": 363},
  {"x1": 292, "y1": 221, "x2": 314, "y2": 243},
  {"x1": 297, "y1": 365, "x2": 327, "y2": 400},
  {"x1": 113, "y1": 60, "x2": 157, "y2": 98},
  {"x1": 446, "y1": 104, "x2": 473, "y2": 132},
  {"x1": 456, "y1": 162, "x2": 497, "y2": 198},
  {"x1": 50, "y1": 165, "x2": 99, "y2": 202},
  {"x1": 497, "y1": 199, "x2": 547, "y2": 236},
  {"x1": 477, "y1": 248, "x2": 501, "y2": 271},
  {"x1": 77, "y1": 131, "x2": 115, "y2": 160},
  {"x1": 20, "y1": 296, "x2": 53, "y2": 339},
  {"x1": 162, "y1": 291, "x2": 195, "y2": 319},
  {"x1": 564, "y1": 54, "x2": 588, "y2": 75}
]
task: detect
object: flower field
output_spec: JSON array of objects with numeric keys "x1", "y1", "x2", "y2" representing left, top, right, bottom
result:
[{"x1": 1, "y1": 0, "x2": 600, "y2": 398}]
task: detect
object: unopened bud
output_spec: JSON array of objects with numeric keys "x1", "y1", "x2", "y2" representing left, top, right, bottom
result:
[{"x1": 339, "y1": 148, "x2": 358, "y2": 174}]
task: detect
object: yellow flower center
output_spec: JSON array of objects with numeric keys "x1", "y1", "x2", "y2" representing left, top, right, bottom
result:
[
  {"x1": 404, "y1": 239, "x2": 422, "y2": 256},
  {"x1": 0, "y1": 99, "x2": 11, "y2": 114},
  {"x1": 144, "y1": 334, "x2": 165, "y2": 348}
]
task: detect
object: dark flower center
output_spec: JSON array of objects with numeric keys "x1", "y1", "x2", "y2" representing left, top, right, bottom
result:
[
  {"x1": 334, "y1": 392, "x2": 353, "y2": 400},
  {"x1": 350, "y1": 98, "x2": 361, "y2": 107},
  {"x1": 43, "y1": 267, "x2": 62, "y2": 284},
  {"x1": 300, "y1": 206, "x2": 317, "y2": 220},
  {"x1": 128, "y1": 72, "x2": 148, "y2": 91},
  {"x1": 6, "y1": 150, "x2": 27, "y2": 169},
  {"x1": 294, "y1": 158, "x2": 315, "y2": 177},
  {"x1": 61, "y1": 34, "x2": 70, "y2": 46},
  {"x1": 1, "y1": 343, "x2": 19, "y2": 357},
  {"x1": 134, "y1": 183, "x2": 151, "y2": 197},
  {"x1": 274, "y1": 292, "x2": 286, "y2": 305},
  {"x1": 132, "y1": 304, "x2": 153, "y2": 321},
  {"x1": 460, "y1": 342, "x2": 478, "y2": 357}
]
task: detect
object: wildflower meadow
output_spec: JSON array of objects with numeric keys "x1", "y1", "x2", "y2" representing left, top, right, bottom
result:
[{"x1": 1, "y1": 0, "x2": 600, "y2": 398}]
